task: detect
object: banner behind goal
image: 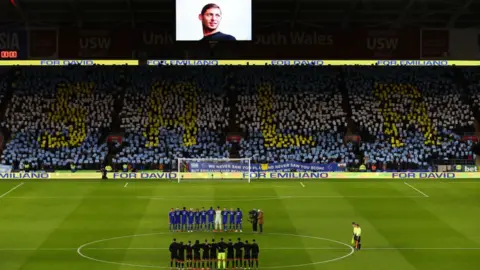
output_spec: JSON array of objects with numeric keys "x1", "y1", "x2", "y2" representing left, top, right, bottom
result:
[{"x1": 177, "y1": 158, "x2": 252, "y2": 183}]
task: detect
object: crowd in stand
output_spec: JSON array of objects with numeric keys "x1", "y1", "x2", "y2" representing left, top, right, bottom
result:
[
  {"x1": 114, "y1": 68, "x2": 230, "y2": 168},
  {"x1": 0, "y1": 66, "x2": 476, "y2": 171},
  {"x1": 1, "y1": 67, "x2": 118, "y2": 170},
  {"x1": 346, "y1": 67, "x2": 475, "y2": 170},
  {"x1": 233, "y1": 67, "x2": 354, "y2": 164}
]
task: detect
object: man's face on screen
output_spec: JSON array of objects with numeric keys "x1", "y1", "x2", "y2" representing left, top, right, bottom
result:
[{"x1": 200, "y1": 8, "x2": 221, "y2": 31}]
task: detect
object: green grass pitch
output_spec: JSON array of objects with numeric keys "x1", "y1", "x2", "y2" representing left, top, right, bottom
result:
[{"x1": 0, "y1": 178, "x2": 479, "y2": 270}]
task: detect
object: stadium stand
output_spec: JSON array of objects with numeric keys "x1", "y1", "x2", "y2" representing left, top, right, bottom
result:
[
  {"x1": 345, "y1": 66, "x2": 475, "y2": 170},
  {"x1": 233, "y1": 67, "x2": 355, "y2": 164},
  {"x1": 0, "y1": 66, "x2": 477, "y2": 171},
  {"x1": 114, "y1": 67, "x2": 230, "y2": 170},
  {"x1": 0, "y1": 67, "x2": 118, "y2": 170}
]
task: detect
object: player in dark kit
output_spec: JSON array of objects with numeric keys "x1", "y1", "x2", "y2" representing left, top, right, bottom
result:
[
  {"x1": 226, "y1": 239, "x2": 235, "y2": 269},
  {"x1": 193, "y1": 240, "x2": 202, "y2": 269},
  {"x1": 202, "y1": 239, "x2": 210, "y2": 269},
  {"x1": 169, "y1": 238, "x2": 179, "y2": 269},
  {"x1": 210, "y1": 239, "x2": 218, "y2": 269},
  {"x1": 252, "y1": 239, "x2": 260, "y2": 269},
  {"x1": 177, "y1": 241, "x2": 186, "y2": 269},
  {"x1": 186, "y1": 241, "x2": 193, "y2": 268},
  {"x1": 233, "y1": 238, "x2": 244, "y2": 268},
  {"x1": 243, "y1": 240, "x2": 252, "y2": 269}
]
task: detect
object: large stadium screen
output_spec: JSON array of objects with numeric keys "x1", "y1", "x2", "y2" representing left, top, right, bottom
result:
[{"x1": 175, "y1": 0, "x2": 252, "y2": 41}]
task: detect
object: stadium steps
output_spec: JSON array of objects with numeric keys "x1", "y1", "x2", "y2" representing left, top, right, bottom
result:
[
  {"x1": 226, "y1": 72, "x2": 241, "y2": 133},
  {"x1": 338, "y1": 69, "x2": 360, "y2": 135},
  {"x1": 0, "y1": 67, "x2": 18, "y2": 121},
  {"x1": 110, "y1": 80, "x2": 127, "y2": 133},
  {"x1": 0, "y1": 68, "x2": 19, "y2": 156},
  {"x1": 453, "y1": 68, "x2": 480, "y2": 122}
]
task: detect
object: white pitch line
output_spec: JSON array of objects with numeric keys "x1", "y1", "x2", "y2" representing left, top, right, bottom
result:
[
  {"x1": 124, "y1": 182, "x2": 128, "y2": 188},
  {"x1": 0, "y1": 247, "x2": 479, "y2": 252},
  {"x1": 404, "y1": 182, "x2": 429, "y2": 198},
  {"x1": 0, "y1": 182, "x2": 24, "y2": 199},
  {"x1": 300, "y1": 182, "x2": 305, "y2": 188},
  {"x1": 3, "y1": 195, "x2": 426, "y2": 200}
]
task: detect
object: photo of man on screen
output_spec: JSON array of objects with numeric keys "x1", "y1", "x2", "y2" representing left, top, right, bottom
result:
[{"x1": 199, "y1": 3, "x2": 236, "y2": 41}]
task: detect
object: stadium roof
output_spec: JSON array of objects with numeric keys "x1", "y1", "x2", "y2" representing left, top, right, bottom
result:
[{"x1": 1, "y1": 0, "x2": 479, "y2": 29}]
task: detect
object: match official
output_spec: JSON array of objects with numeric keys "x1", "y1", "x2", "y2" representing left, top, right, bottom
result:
[
  {"x1": 217, "y1": 237, "x2": 227, "y2": 269},
  {"x1": 252, "y1": 239, "x2": 260, "y2": 269},
  {"x1": 354, "y1": 223, "x2": 362, "y2": 251},
  {"x1": 351, "y1": 222, "x2": 356, "y2": 245}
]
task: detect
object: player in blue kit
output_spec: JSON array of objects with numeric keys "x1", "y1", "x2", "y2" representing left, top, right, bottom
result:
[
  {"x1": 175, "y1": 207, "x2": 181, "y2": 231},
  {"x1": 200, "y1": 207, "x2": 207, "y2": 231},
  {"x1": 207, "y1": 207, "x2": 215, "y2": 231},
  {"x1": 181, "y1": 207, "x2": 188, "y2": 232},
  {"x1": 169, "y1": 208, "x2": 175, "y2": 231},
  {"x1": 235, "y1": 208, "x2": 243, "y2": 232},
  {"x1": 194, "y1": 208, "x2": 201, "y2": 231},
  {"x1": 222, "y1": 208, "x2": 229, "y2": 232},
  {"x1": 229, "y1": 208, "x2": 235, "y2": 231},
  {"x1": 187, "y1": 208, "x2": 195, "y2": 232}
]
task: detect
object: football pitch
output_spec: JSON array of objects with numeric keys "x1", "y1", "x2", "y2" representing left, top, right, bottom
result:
[{"x1": 0, "y1": 179, "x2": 479, "y2": 270}]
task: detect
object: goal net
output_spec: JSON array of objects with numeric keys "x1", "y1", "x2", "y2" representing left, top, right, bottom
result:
[{"x1": 177, "y1": 158, "x2": 252, "y2": 183}]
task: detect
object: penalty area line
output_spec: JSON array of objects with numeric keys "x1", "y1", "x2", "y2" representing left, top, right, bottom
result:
[
  {"x1": 124, "y1": 182, "x2": 128, "y2": 188},
  {"x1": 404, "y1": 182, "x2": 429, "y2": 198},
  {"x1": 300, "y1": 182, "x2": 305, "y2": 188},
  {"x1": 0, "y1": 182, "x2": 24, "y2": 199}
]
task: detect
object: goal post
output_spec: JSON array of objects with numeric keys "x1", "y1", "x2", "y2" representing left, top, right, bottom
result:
[{"x1": 177, "y1": 158, "x2": 252, "y2": 183}]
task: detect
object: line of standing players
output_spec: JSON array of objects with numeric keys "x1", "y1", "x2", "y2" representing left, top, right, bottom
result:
[
  {"x1": 169, "y1": 207, "x2": 243, "y2": 232},
  {"x1": 169, "y1": 238, "x2": 260, "y2": 270}
]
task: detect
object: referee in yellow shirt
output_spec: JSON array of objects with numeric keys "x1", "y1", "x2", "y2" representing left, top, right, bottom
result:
[{"x1": 354, "y1": 223, "x2": 362, "y2": 251}]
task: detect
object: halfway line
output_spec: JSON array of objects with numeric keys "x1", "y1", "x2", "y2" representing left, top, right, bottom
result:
[
  {"x1": 404, "y1": 182, "x2": 429, "y2": 198},
  {"x1": 0, "y1": 182, "x2": 24, "y2": 199},
  {"x1": 0, "y1": 247, "x2": 479, "y2": 252}
]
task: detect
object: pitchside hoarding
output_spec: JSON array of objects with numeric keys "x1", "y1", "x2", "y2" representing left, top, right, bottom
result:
[{"x1": 1, "y1": 171, "x2": 479, "y2": 180}]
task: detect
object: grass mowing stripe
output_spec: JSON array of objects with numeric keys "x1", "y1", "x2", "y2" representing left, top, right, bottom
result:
[
  {"x1": 16, "y1": 182, "x2": 154, "y2": 269},
  {"x1": 337, "y1": 182, "x2": 480, "y2": 270},
  {"x1": 0, "y1": 182, "x2": 24, "y2": 198},
  {"x1": 270, "y1": 187, "x2": 316, "y2": 267}
]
